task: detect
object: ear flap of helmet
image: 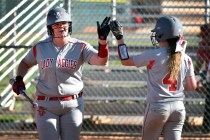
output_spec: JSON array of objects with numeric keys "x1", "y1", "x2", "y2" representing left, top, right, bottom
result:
[
  {"x1": 47, "y1": 26, "x2": 53, "y2": 35},
  {"x1": 150, "y1": 32, "x2": 159, "y2": 47},
  {"x1": 68, "y1": 22, "x2": 72, "y2": 35}
]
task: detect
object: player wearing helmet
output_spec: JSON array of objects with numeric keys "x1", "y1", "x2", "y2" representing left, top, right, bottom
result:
[
  {"x1": 10, "y1": 7, "x2": 111, "y2": 140},
  {"x1": 194, "y1": 23, "x2": 210, "y2": 134},
  {"x1": 109, "y1": 16, "x2": 197, "y2": 140}
]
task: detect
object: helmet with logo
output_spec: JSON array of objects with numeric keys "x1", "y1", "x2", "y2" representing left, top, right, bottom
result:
[
  {"x1": 151, "y1": 16, "x2": 183, "y2": 46},
  {"x1": 47, "y1": 7, "x2": 72, "y2": 35}
]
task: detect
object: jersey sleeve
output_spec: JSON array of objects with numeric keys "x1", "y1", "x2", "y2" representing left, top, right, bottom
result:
[
  {"x1": 82, "y1": 43, "x2": 97, "y2": 63},
  {"x1": 132, "y1": 51, "x2": 151, "y2": 67},
  {"x1": 185, "y1": 55, "x2": 195, "y2": 77},
  {"x1": 23, "y1": 46, "x2": 37, "y2": 65}
]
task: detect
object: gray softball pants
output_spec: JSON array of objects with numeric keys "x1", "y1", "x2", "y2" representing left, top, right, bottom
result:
[
  {"x1": 142, "y1": 100, "x2": 186, "y2": 140},
  {"x1": 35, "y1": 97, "x2": 84, "y2": 140}
]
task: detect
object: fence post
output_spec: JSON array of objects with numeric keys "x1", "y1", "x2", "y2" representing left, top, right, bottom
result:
[
  {"x1": 111, "y1": 0, "x2": 117, "y2": 46},
  {"x1": 64, "y1": 0, "x2": 71, "y2": 17},
  {"x1": 9, "y1": 10, "x2": 17, "y2": 111},
  {"x1": 205, "y1": 0, "x2": 210, "y2": 24}
]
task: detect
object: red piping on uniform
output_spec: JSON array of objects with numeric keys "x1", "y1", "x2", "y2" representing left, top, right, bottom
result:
[
  {"x1": 147, "y1": 60, "x2": 155, "y2": 69},
  {"x1": 81, "y1": 43, "x2": 86, "y2": 64},
  {"x1": 33, "y1": 46, "x2": 37, "y2": 58},
  {"x1": 82, "y1": 43, "x2": 86, "y2": 51}
]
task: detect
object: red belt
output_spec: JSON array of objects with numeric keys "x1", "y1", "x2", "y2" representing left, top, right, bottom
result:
[{"x1": 37, "y1": 92, "x2": 83, "y2": 101}]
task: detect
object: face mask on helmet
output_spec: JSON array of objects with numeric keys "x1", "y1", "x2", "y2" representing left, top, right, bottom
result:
[
  {"x1": 150, "y1": 16, "x2": 183, "y2": 46},
  {"x1": 46, "y1": 7, "x2": 72, "y2": 37},
  {"x1": 47, "y1": 22, "x2": 72, "y2": 37},
  {"x1": 150, "y1": 32, "x2": 159, "y2": 47}
]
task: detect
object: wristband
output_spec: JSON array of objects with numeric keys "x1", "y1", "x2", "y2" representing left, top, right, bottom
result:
[
  {"x1": 98, "y1": 43, "x2": 108, "y2": 58},
  {"x1": 118, "y1": 44, "x2": 129, "y2": 60},
  {"x1": 99, "y1": 35, "x2": 107, "y2": 40}
]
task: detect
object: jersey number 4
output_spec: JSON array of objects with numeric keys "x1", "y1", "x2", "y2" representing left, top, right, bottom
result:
[{"x1": 162, "y1": 73, "x2": 177, "y2": 92}]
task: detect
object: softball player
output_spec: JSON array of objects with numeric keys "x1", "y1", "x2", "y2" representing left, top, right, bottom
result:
[
  {"x1": 194, "y1": 25, "x2": 210, "y2": 133},
  {"x1": 195, "y1": 53, "x2": 210, "y2": 133},
  {"x1": 109, "y1": 16, "x2": 197, "y2": 140},
  {"x1": 11, "y1": 7, "x2": 110, "y2": 140}
]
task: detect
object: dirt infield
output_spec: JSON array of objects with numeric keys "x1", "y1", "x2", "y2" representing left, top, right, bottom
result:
[
  {"x1": 1, "y1": 131, "x2": 210, "y2": 140},
  {"x1": 1, "y1": 135, "x2": 210, "y2": 140},
  {"x1": 0, "y1": 135, "x2": 141, "y2": 140},
  {"x1": 0, "y1": 135, "x2": 135, "y2": 140}
]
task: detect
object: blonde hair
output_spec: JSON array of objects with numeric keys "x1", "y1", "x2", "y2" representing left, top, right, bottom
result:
[{"x1": 167, "y1": 38, "x2": 182, "y2": 80}]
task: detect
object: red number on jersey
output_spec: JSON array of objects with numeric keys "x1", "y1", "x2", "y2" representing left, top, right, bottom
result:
[{"x1": 162, "y1": 73, "x2": 177, "y2": 92}]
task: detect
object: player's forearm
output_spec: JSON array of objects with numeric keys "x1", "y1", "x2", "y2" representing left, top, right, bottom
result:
[
  {"x1": 115, "y1": 39, "x2": 134, "y2": 66},
  {"x1": 17, "y1": 59, "x2": 31, "y2": 77},
  {"x1": 89, "y1": 39, "x2": 109, "y2": 65},
  {"x1": 89, "y1": 54, "x2": 108, "y2": 65},
  {"x1": 98, "y1": 39, "x2": 107, "y2": 45},
  {"x1": 97, "y1": 39, "x2": 109, "y2": 60},
  {"x1": 184, "y1": 76, "x2": 197, "y2": 92},
  {"x1": 97, "y1": 57, "x2": 108, "y2": 65},
  {"x1": 116, "y1": 38, "x2": 124, "y2": 45}
]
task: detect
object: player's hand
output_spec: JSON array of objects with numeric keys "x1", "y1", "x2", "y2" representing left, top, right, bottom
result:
[
  {"x1": 97, "y1": 16, "x2": 111, "y2": 40},
  {"x1": 109, "y1": 20, "x2": 123, "y2": 40},
  {"x1": 10, "y1": 76, "x2": 26, "y2": 95}
]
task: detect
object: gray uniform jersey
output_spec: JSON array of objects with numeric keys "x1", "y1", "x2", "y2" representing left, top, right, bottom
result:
[
  {"x1": 133, "y1": 47, "x2": 195, "y2": 103},
  {"x1": 24, "y1": 37, "x2": 97, "y2": 97}
]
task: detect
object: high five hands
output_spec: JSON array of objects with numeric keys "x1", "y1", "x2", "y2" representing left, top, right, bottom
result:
[
  {"x1": 97, "y1": 17, "x2": 111, "y2": 40},
  {"x1": 97, "y1": 17, "x2": 123, "y2": 40},
  {"x1": 97, "y1": 17, "x2": 128, "y2": 60},
  {"x1": 109, "y1": 20, "x2": 123, "y2": 40}
]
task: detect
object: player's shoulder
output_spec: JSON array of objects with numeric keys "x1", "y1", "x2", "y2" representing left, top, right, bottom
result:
[
  {"x1": 69, "y1": 37, "x2": 92, "y2": 47},
  {"x1": 70, "y1": 37, "x2": 88, "y2": 44},
  {"x1": 183, "y1": 53, "x2": 192, "y2": 61},
  {"x1": 34, "y1": 36, "x2": 53, "y2": 47},
  {"x1": 145, "y1": 47, "x2": 167, "y2": 55}
]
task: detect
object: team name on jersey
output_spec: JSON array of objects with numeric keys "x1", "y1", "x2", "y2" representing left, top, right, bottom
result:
[
  {"x1": 57, "y1": 58, "x2": 77, "y2": 69},
  {"x1": 40, "y1": 58, "x2": 54, "y2": 69},
  {"x1": 40, "y1": 58, "x2": 77, "y2": 70}
]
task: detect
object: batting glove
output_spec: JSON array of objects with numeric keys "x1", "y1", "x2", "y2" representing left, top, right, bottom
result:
[
  {"x1": 97, "y1": 16, "x2": 111, "y2": 40},
  {"x1": 11, "y1": 76, "x2": 26, "y2": 95},
  {"x1": 109, "y1": 20, "x2": 123, "y2": 40}
]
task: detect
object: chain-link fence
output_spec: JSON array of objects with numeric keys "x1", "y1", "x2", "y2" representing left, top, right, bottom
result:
[{"x1": 0, "y1": 0, "x2": 210, "y2": 139}]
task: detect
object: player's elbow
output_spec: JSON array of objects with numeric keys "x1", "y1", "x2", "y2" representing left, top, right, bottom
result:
[
  {"x1": 185, "y1": 83, "x2": 197, "y2": 92},
  {"x1": 120, "y1": 58, "x2": 135, "y2": 66},
  {"x1": 184, "y1": 76, "x2": 197, "y2": 92},
  {"x1": 89, "y1": 54, "x2": 108, "y2": 65},
  {"x1": 100, "y1": 60, "x2": 108, "y2": 66},
  {"x1": 121, "y1": 61, "x2": 126, "y2": 66},
  {"x1": 99, "y1": 57, "x2": 108, "y2": 65}
]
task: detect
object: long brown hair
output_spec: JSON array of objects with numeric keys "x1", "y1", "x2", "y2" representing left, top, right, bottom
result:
[{"x1": 167, "y1": 37, "x2": 182, "y2": 80}]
